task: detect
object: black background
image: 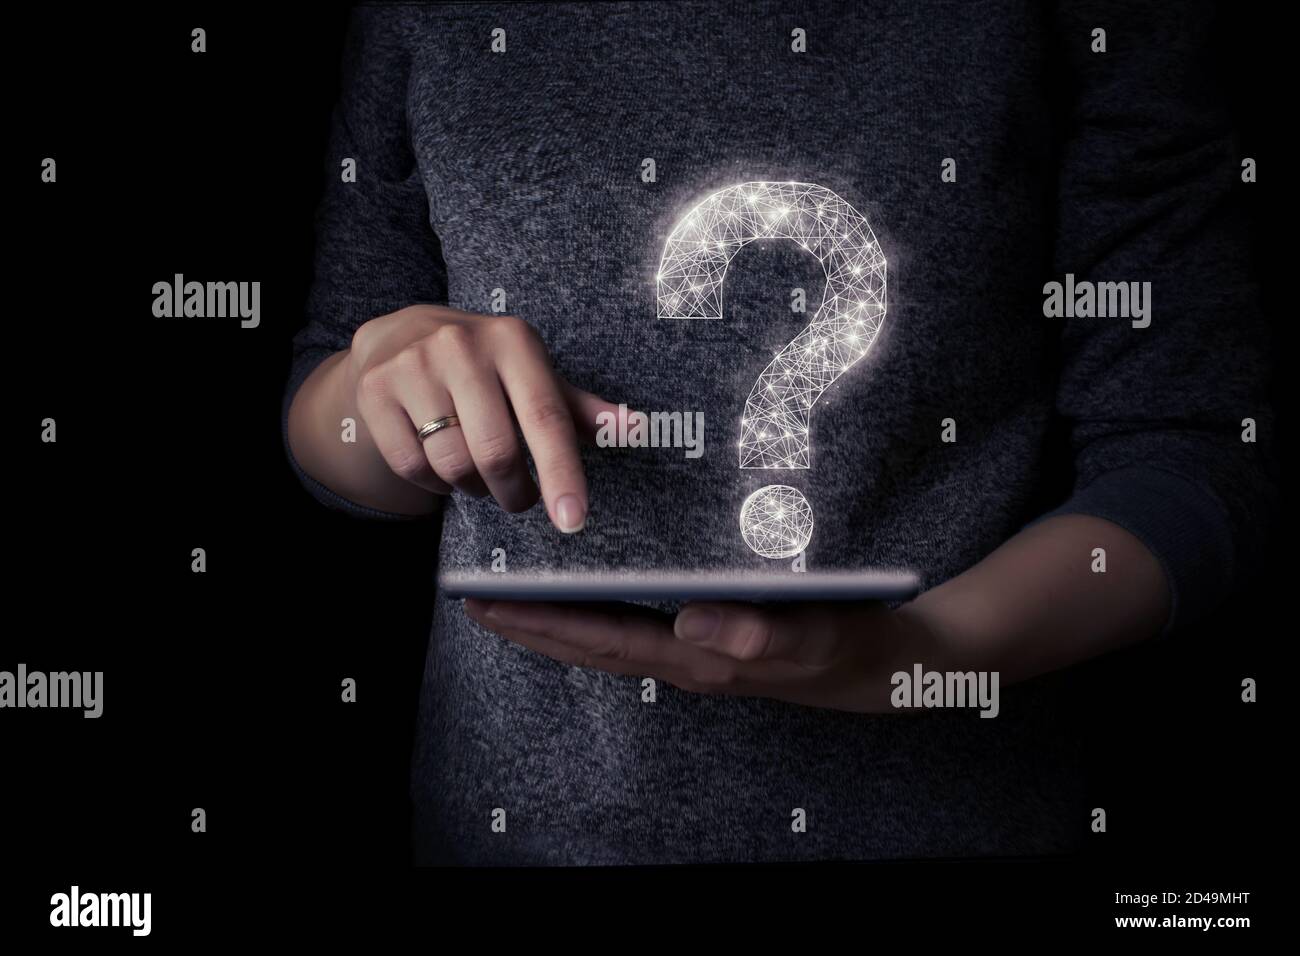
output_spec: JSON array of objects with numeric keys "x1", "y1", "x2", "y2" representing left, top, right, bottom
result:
[{"x1": 7, "y1": 0, "x2": 1284, "y2": 940}]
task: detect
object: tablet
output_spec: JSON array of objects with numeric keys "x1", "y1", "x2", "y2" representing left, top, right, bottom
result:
[{"x1": 438, "y1": 568, "x2": 920, "y2": 603}]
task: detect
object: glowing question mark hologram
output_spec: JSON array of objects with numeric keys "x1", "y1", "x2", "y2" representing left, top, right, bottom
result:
[{"x1": 656, "y1": 182, "x2": 887, "y2": 558}]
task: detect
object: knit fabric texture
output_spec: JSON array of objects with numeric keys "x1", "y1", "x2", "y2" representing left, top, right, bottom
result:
[{"x1": 282, "y1": 1, "x2": 1272, "y2": 864}]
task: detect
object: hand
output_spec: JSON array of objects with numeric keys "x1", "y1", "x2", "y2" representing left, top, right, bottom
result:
[
  {"x1": 464, "y1": 598, "x2": 945, "y2": 713},
  {"x1": 462, "y1": 514, "x2": 1171, "y2": 710},
  {"x1": 343, "y1": 304, "x2": 621, "y2": 530}
]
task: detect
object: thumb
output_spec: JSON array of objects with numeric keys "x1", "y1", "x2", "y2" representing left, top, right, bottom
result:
[{"x1": 673, "y1": 602, "x2": 853, "y2": 666}]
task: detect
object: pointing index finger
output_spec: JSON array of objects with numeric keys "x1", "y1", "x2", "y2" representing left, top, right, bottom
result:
[{"x1": 493, "y1": 333, "x2": 605, "y2": 533}]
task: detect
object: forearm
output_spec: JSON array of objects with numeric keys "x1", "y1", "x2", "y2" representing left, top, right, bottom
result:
[
  {"x1": 902, "y1": 514, "x2": 1171, "y2": 685},
  {"x1": 287, "y1": 349, "x2": 438, "y2": 516}
]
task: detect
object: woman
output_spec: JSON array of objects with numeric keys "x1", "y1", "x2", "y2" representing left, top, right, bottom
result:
[{"x1": 284, "y1": 1, "x2": 1270, "y2": 864}]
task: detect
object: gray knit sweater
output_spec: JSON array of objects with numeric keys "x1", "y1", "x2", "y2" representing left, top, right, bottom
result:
[{"x1": 283, "y1": 1, "x2": 1271, "y2": 864}]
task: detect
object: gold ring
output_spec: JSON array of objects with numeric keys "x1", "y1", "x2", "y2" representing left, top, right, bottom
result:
[{"x1": 417, "y1": 415, "x2": 461, "y2": 441}]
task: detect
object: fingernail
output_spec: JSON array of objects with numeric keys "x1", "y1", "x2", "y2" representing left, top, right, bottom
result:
[
  {"x1": 676, "y1": 608, "x2": 720, "y2": 643},
  {"x1": 554, "y1": 494, "x2": 586, "y2": 533}
]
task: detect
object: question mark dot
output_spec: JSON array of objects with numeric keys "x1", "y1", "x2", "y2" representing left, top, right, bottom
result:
[{"x1": 740, "y1": 485, "x2": 813, "y2": 560}]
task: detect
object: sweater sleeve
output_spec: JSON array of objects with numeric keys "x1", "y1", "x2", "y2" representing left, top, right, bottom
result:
[
  {"x1": 1034, "y1": 1, "x2": 1275, "y2": 635},
  {"x1": 281, "y1": 5, "x2": 448, "y2": 520}
]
